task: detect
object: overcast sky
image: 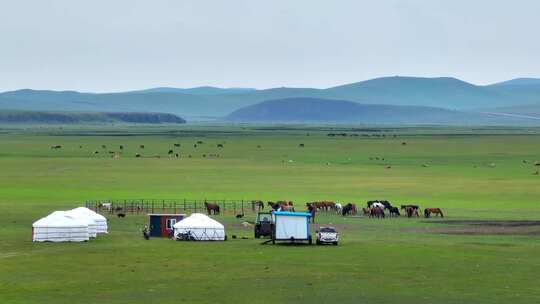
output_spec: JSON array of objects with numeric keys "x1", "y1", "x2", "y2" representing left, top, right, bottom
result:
[{"x1": 0, "y1": 0, "x2": 539, "y2": 92}]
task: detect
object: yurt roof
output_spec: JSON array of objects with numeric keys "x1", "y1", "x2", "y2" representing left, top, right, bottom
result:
[
  {"x1": 33, "y1": 212, "x2": 88, "y2": 228},
  {"x1": 69, "y1": 207, "x2": 107, "y2": 221},
  {"x1": 173, "y1": 213, "x2": 224, "y2": 229}
]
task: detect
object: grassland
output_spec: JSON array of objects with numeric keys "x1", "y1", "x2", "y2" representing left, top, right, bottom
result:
[{"x1": 1, "y1": 124, "x2": 540, "y2": 303}]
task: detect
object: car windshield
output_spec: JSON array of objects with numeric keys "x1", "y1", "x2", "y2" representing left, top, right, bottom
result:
[{"x1": 320, "y1": 227, "x2": 336, "y2": 233}]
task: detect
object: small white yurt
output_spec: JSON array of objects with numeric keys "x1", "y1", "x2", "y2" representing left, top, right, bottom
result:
[
  {"x1": 69, "y1": 207, "x2": 108, "y2": 234},
  {"x1": 32, "y1": 212, "x2": 90, "y2": 242},
  {"x1": 50, "y1": 211, "x2": 97, "y2": 238},
  {"x1": 173, "y1": 213, "x2": 225, "y2": 241}
]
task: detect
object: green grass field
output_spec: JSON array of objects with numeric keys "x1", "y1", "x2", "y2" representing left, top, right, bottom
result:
[{"x1": 1, "y1": 125, "x2": 540, "y2": 303}]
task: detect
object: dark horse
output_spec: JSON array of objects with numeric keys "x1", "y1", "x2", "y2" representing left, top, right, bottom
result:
[
  {"x1": 204, "y1": 202, "x2": 220, "y2": 215},
  {"x1": 388, "y1": 206, "x2": 400, "y2": 217},
  {"x1": 252, "y1": 200, "x2": 264, "y2": 210},
  {"x1": 424, "y1": 208, "x2": 444, "y2": 218},
  {"x1": 367, "y1": 200, "x2": 392, "y2": 209},
  {"x1": 342, "y1": 203, "x2": 357, "y2": 216},
  {"x1": 406, "y1": 206, "x2": 420, "y2": 218}
]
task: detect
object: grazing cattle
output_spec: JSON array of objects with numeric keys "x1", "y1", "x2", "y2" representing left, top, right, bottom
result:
[
  {"x1": 51, "y1": 145, "x2": 62, "y2": 149},
  {"x1": 217, "y1": 144, "x2": 224, "y2": 148},
  {"x1": 424, "y1": 208, "x2": 444, "y2": 218},
  {"x1": 117, "y1": 213, "x2": 126, "y2": 218},
  {"x1": 400, "y1": 204, "x2": 419, "y2": 211},
  {"x1": 370, "y1": 206, "x2": 385, "y2": 219},
  {"x1": 204, "y1": 202, "x2": 220, "y2": 215},
  {"x1": 175, "y1": 153, "x2": 179, "y2": 158},
  {"x1": 388, "y1": 206, "x2": 400, "y2": 217},
  {"x1": 174, "y1": 143, "x2": 181, "y2": 147},
  {"x1": 93, "y1": 151, "x2": 99, "y2": 155},
  {"x1": 139, "y1": 145, "x2": 145, "y2": 149}
]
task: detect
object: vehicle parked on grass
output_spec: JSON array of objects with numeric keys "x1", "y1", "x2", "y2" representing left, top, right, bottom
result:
[
  {"x1": 254, "y1": 212, "x2": 273, "y2": 238},
  {"x1": 316, "y1": 226, "x2": 339, "y2": 245}
]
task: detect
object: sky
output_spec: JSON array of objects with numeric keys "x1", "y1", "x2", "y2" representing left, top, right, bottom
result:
[{"x1": 0, "y1": 0, "x2": 539, "y2": 92}]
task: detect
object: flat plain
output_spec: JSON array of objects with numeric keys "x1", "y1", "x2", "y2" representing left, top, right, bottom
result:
[{"x1": 1, "y1": 125, "x2": 540, "y2": 304}]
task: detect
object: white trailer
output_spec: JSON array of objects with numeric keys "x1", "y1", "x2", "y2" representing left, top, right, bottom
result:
[{"x1": 271, "y1": 211, "x2": 312, "y2": 244}]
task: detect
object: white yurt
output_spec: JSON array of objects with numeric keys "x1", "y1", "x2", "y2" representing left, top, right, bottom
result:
[
  {"x1": 69, "y1": 207, "x2": 108, "y2": 234},
  {"x1": 50, "y1": 211, "x2": 97, "y2": 238},
  {"x1": 173, "y1": 213, "x2": 225, "y2": 241},
  {"x1": 32, "y1": 212, "x2": 90, "y2": 242}
]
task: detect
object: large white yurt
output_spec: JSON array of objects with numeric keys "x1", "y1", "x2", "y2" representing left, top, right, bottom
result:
[
  {"x1": 50, "y1": 211, "x2": 97, "y2": 238},
  {"x1": 173, "y1": 213, "x2": 225, "y2": 241},
  {"x1": 32, "y1": 213, "x2": 90, "y2": 242},
  {"x1": 69, "y1": 207, "x2": 108, "y2": 234}
]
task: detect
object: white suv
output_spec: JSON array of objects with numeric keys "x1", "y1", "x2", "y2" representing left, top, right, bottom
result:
[{"x1": 316, "y1": 226, "x2": 339, "y2": 245}]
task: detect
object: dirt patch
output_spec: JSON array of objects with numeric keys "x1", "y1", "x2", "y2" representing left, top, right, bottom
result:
[{"x1": 409, "y1": 220, "x2": 540, "y2": 236}]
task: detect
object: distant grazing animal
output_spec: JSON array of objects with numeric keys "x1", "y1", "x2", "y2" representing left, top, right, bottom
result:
[
  {"x1": 367, "y1": 200, "x2": 392, "y2": 209},
  {"x1": 424, "y1": 208, "x2": 444, "y2": 218},
  {"x1": 299, "y1": 143, "x2": 304, "y2": 147},
  {"x1": 174, "y1": 143, "x2": 180, "y2": 147},
  {"x1": 267, "y1": 201, "x2": 280, "y2": 211},
  {"x1": 135, "y1": 153, "x2": 141, "y2": 158},
  {"x1": 51, "y1": 145, "x2": 62, "y2": 149},
  {"x1": 235, "y1": 213, "x2": 244, "y2": 219},
  {"x1": 197, "y1": 141, "x2": 203, "y2": 144},
  {"x1": 334, "y1": 203, "x2": 343, "y2": 214},
  {"x1": 342, "y1": 203, "x2": 357, "y2": 216},
  {"x1": 194, "y1": 144, "x2": 197, "y2": 148},
  {"x1": 139, "y1": 145, "x2": 145, "y2": 149},
  {"x1": 98, "y1": 203, "x2": 112, "y2": 211},
  {"x1": 406, "y1": 207, "x2": 419, "y2": 218},
  {"x1": 307, "y1": 203, "x2": 317, "y2": 223},
  {"x1": 101, "y1": 145, "x2": 106, "y2": 149},
  {"x1": 204, "y1": 202, "x2": 220, "y2": 215},
  {"x1": 119, "y1": 145, "x2": 123, "y2": 150},
  {"x1": 402, "y1": 142, "x2": 407, "y2": 146},
  {"x1": 168, "y1": 149, "x2": 174, "y2": 155},
  {"x1": 388, "y1": 206, "x2": 400, "y2": 217},
  {"x1": 217, "y1": 144, "x2": 224, "y2": 148},
  {"x1": 117, "y1": 213, "x2": 126, "y2": 218},
  {"x1": 252, "y1": 200, "x2": 264, "y2": 210},
  {"x1": 370, "y1": 206, "x2": 385, "y2": 219},
  {"x1": 362, "y1": 207, "x2": 371, "y2": 216}
]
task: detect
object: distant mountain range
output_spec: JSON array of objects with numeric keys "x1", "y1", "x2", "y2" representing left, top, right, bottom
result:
[
  {"x1": 1, "y1": 76, "x2": 540, "y2": 124},
  {"x1": 0, "y1": 110, "x2": 186, "y2": 124},
  {"x1": 226, "y1": 97, "x2": 538, "y2": 125}
]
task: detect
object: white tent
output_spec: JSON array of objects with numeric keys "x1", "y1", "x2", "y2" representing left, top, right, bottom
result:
[
  {"x1": 32, "y1": 212, "x2": 89, "y2": 242},
  {"x1": 69, "y1": 207, "x2": 108, "y2": 234},
  {"x1": 50, "y1": 211, "x2": 97, "y2": 238},
  {"x1": 173, "y1": 213, "x2": 225, "y2": 241}
]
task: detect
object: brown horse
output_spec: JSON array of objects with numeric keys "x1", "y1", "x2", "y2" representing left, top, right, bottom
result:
[
  {"x1": 370, "y1": 206, "x2": 385, "y2": 219},
  {"x1": 204, "y1": 202, "x2": 220, "y2": 215},
  {"x1": 424, "y1": 208, "x2": 443, "y2": 218},
  {"x1": 307, "y1": 203, "x2": 316, "y2": 223},
  {"x1": 406, "y1": 207, "x2": 420, "y2": 218},
  {"x1": 362, "y1": 207, "x2": 371, "y2": 216}
]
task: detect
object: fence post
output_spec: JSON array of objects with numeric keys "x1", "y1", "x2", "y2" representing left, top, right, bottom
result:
[
  {"x1": 183, "y1": 199, "x2": 186, "y2": 213},
  {"x1": 241, "y1": 200, "x2": 244, "y2": 214},
  {"x1": 151, "y1": 200, "x2": 154, "y2": 213}
]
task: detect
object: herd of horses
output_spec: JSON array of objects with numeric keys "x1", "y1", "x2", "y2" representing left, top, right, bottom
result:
[{"x1": 250, "y1": 199, "x2": 444, "y2": 221}]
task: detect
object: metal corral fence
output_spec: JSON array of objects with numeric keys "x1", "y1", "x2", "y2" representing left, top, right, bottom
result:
[{"x1": 85, "y1": 199, "x2": 264, "y2": 215}]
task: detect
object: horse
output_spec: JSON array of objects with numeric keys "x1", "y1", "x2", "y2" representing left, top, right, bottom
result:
[
  {"x1": 370, "y1": 206, "x2": 385, "y2": 219},
  {"x1": 424, "y1": 208, "x2": 444, "y2": 218},
  {"x1": 204, "y1": 202, "x2": 220, "y2": 215},
  {"x1": 400, "y1": 204, "x2": 419, "y2": 211},
  {"x1": 307, "y1": 203, "x2": 317, "y2": 223},
  {"x1": 362, "y1": 207, "x2": 371, "y2": 216},
  {"x1": 252, "y1": 200, "x2": 264, "y2": 210},
  {"x1": 406, "y1": 207, "x2": 420, "y2": 218},
  {"x1": 98, "y1": 203, "x2": 112, "y2": 211},
  {"x1": 342, "y1": 203, "x2": 357, "y2": 216},
  {"x1": 267, "y1": 201, "x2": 280, "y2": 211},
  {"x1": 388, "y1": 206, "x2": 400, "y2": 217},
  {"x1": 334, "y1": 203, "x2": 343, "y2": 214},
  {"x1": 367, "y1": 200, "x2": 392, "y2": 209}
]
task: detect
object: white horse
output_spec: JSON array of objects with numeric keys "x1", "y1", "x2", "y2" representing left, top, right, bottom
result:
[
  {"x1": 99, "y1": 203, "x2": 112, "y2": 211},
  {"x1": 372, "y1": 202, "x2": 386, "y2": 209},
  {"x1": 335, "y1": 203, "x2": 343, "y2": 214}
]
